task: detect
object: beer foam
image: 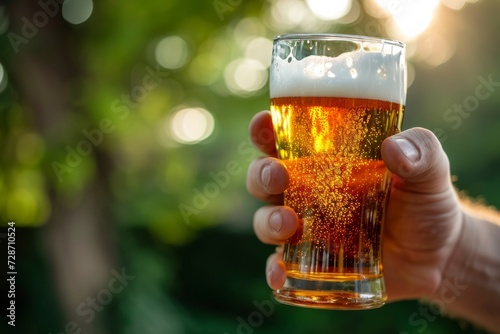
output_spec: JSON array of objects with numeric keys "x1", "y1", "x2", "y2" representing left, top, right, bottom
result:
[{"x1": 270, "y1": 49, "x2": 406, "y2": 104}]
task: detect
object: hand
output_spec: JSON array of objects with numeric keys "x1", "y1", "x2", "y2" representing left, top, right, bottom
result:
[{"x1": 246, "y1": 110, "x2": 464, "y2": 302}]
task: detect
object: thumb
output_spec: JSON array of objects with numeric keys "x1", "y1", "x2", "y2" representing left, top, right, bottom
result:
[{"x1": 381, "y1": 127, "x2": 451, "y2": 194}]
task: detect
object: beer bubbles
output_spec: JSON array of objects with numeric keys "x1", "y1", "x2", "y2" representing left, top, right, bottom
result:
[{"x1": 270, "y1": 35, "x2": 406, "y2": 309}]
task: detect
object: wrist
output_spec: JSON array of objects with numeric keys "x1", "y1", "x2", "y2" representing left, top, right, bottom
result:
[
  {"x1": 430, "y1": 209, "x2": 477, "y2": 303},
  {"x1": 427, "y1": 204, "x2": 500, "y2": 333}
]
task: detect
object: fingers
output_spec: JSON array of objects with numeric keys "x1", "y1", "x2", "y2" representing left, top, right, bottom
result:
[
  {"x1": 248, "y1": 111, "x2": 289, "y2": 290},
  {"x1": 266, "y1": 251, "x2": 286, "y2": 290},
  {"x1": 249, "y1": 111, "x2": 277, "y2": 156},
  {"x1": 381, "y1": 127, "x2": 451, "y2": 194},
  {"x1": 253, "y1": 206, "x2": 298, "y2": 244},
  {"x1": 255, "y1": 206, "x2": 295, "y2": 290},
  {"x1": 246, "y1": 156, "x2": 289, "y2": 204}
]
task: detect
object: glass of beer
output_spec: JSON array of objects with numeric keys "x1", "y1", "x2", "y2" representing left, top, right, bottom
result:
[{"x1": 270, "y1": 34, "x2": 406, "y2": 309}]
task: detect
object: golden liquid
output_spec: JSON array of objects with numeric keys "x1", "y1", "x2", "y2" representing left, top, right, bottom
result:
[{"x1": 270, "y1": 96, "x2": 404, "y2": 281}]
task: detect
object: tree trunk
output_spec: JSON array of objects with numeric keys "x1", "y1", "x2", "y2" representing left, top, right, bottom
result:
[{"x1": 6, "y1": 2, "x2": 115, "y2": 332}]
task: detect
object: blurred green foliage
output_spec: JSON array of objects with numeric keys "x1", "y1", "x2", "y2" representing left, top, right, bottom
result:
[{"x1": 0, "y1": 0, "x2": 499, "y2": 333}]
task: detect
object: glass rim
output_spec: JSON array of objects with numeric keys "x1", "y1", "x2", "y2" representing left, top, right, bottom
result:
[{"x1": 273, "y1": 33, "x2": 405, "y2": 49}]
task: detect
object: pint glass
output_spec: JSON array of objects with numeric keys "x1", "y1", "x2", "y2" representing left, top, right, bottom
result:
[{"x1": 270, "y1": 34, "x2": 406, "y2": 309}]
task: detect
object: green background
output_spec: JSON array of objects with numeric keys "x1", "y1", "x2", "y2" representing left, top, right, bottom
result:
[{"x1": 0, "y1": 0, "x2": 499, "y2": 333}]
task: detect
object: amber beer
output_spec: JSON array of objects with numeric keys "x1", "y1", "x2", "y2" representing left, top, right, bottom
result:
[{"x1": 270, "y1": 35, "x2": 406, "y2": 309}]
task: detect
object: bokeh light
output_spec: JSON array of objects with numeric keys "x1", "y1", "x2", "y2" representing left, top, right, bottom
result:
[
  {"x1": 0, "y1": 62, "x2": 7, "y2": 94},
  {"x1": 0, "y1": 6, "x2": 9, "y2": 35},
  {"x1": 5, "y1": 170, "x2": 50, "y2": 226},
  {"x1": 265, "y1": 0, "x2": 325, "y2": 31},
  {"x1": 406, "y1": 61, "x2": 415, "y2": 87},
  {"x1": 244, "y1": 37, "x2": 273, "y2": 68},
  {"x1": 306, "y1": 0, "x2": 352, "y2": 21},
  {"x1": 62, "y1": 0, "x2": 94, "y2": 25},
  {"x1": 270, "y1": 0, "x2": 308, "y2": 29},
  {"x1": 169, "y1": 107, "x2": 215, "y2": 145},
  {"x1": 370, "y1": 0, "x2": 440, "y2": 41},
  {"x1": 233, "y1": 17, "x2": 267, "y2": 47},
  {"x1": 364, "y1": 0, "x2": 463, "y2": 68},
  {"x1": 417, "y1": 33, "x2": 456, "y2": 67},
  {"x1": 224, "y1": 58, "x2": 267, "y2": 96},
  {"x1": 337, "y1": 0, "x2": 362, "y2": 24},
  {"x1": 2, "y1": 0, "x2": 500, "y2": 332},
  {"x1": 155, "y1": 36, "x2": 190, "y2": 70},
  {"x1": 440, "y1": 0, "x2": 467, "y2": 10}
]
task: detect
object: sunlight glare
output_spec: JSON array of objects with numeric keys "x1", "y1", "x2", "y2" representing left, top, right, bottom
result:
[
  {"x1": 440, "y1": 0, "x2": 467, "y2": 10},
  {"x1": 371, "y1": 0, "x2": 439, "y2": 41},
  {"x1": 417, "y1": 34, "x2": 456, "y2": 67},
  {"x1": 306, "y1": 0, "x2": 352, "y2": 21},
  {"x1": 268, "y1": 0, "x2": 314, "y2": 30}
]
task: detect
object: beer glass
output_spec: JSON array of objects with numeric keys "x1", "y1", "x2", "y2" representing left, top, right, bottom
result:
[{"x1": 270, "y1": 34, "x2": 406, "y2": 309}]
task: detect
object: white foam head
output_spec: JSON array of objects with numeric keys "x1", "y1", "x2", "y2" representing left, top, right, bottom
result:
[{"x1": 270, "y1": 39, "x2": 406, "y2": 104}]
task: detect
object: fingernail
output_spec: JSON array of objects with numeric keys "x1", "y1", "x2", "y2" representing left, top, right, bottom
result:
[
  {"x1": 260, "y1": 163, "x2": 271, "y2": 189},
  {"x1": 266, "y1": 265, "x2": 276, "y2": 286},
  {"x1": 396, "y1": 138, "x2": 420, "y2": 163},
  {"x1": 266, "y1": 263, "x2": 286, "y2": 289},
  {"x1": 269, "y1": 211, "x2": 283, "y2": 233}
]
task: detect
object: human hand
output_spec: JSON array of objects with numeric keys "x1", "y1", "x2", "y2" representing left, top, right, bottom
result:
[{"x1": 246, "y1": 110, "x2": 463, "y2": 302}]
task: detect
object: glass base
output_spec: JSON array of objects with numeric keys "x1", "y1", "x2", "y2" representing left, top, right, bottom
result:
[{"x1": 273, "y1": 275, "x2": 387, "y2": 310}]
